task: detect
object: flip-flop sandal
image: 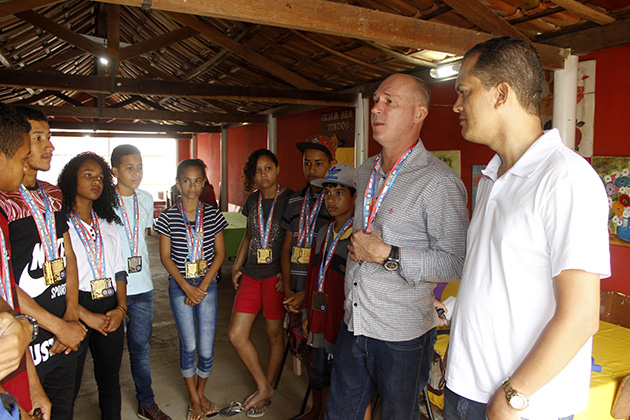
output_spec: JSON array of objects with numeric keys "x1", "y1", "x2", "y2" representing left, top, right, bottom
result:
[
  {"x1": 246, "y1": 401, "x2": 271, "y2": 418},
  {"x1": 187, "y1": 406, "x2": 203, "y2": 420},
  {"x1": 203, "y1": 401, "x2": 219, "y2": 418},
  {"x1": 219, "y1": 402, "x2": 245, "y2": 417}
]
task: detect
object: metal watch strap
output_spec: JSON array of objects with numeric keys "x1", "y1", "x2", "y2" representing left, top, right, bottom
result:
[
  {"x1": 502, "y1": 378, "x2": 529, "y2": 411},
  {"x1": 15, "y1": 313, "x2": 39, "y2": 343}
]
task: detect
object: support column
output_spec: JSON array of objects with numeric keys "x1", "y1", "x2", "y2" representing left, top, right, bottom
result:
[
  {"x1": 267, "y1": 115, "x2": 277, "y2": 154},
  {"x1": 552, "y1": 55, "x2": 578, "y2": 149},
  {"x1": 354, "y1": 94, "x2": 370, "y2": 167},
  {"x1": 190, "y1": 133, "x2": 198, "y2": 159},
  {"x1": 220, "y1": 126, "x2": 228, "y2": 212}
]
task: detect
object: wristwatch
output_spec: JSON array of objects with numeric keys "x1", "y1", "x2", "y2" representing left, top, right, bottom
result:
[
  {"x1": 502, "y1": 378, "x2": 529, "y2": 411},
  {"x1": 15, "y1": 313, "x2": 39, "y2": 343},
  {"x1": 383, "y1": 245, "x2": 400, "y2": 271}
]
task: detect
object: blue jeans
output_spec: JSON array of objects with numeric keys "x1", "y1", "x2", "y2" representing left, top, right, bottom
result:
[
  {"x1": 126, "y1": 291, "x2": 155, "y2": 408},
  {"x1": 444, "y1": 387, "x2": 575, "y2": 420},
  {"x1": 168, "y1": 278, "x2": 218, "y2": 378},
  {"x1": 325, "y1": 323, "x2": 436, "y2": 420}
]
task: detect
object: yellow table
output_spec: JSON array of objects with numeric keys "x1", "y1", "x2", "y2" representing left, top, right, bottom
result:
[
  {"x1": 429, "y1": 321, "x2": 630, "y2": 419},
  {"x1": 221, "y1": 212, "x2": 246, "y2": 258}
]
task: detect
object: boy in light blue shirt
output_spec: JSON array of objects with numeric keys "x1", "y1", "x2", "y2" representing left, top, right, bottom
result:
[{"x1": 111, "y1": 145, "x2": 171, "y2": 420}]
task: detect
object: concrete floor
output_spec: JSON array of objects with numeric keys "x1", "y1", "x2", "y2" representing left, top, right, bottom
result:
[{"x1": 74, "y1": 233, "x2": 310, "y2": 420}]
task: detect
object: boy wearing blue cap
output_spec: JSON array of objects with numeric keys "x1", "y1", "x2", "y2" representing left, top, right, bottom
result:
[{"x1": 301, "y1": 164, "x2": 357, "y2": 419}]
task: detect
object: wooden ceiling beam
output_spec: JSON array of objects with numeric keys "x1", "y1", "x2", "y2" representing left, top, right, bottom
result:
[
  {"x1": 91, "y1": 0, "x2": 568, "y2": 69},
  {"x1": 47, "y1": 120, "x2": 219, "y2": 133},
  {"x1": 548, "y1": 0, "x2": 615, "y2": 25},
  {"x1": 119, "y1": 27, "x2": 199, "y2": 61},
  {"x1": 543, "y1": 18, "x2": 630, "y2": 54},
  {"x1": 0, "y1": 0, "x2": 64, "y2": 18},
  {"x1": 441, "y1": 0, "x2": 530, "y2": 40},
  {"x1": 15, "y1": 10, "x2": 108, "y2": 58},
  {"x1": 166, "y1": 12, "x2": 324, "y2": 90},
  {"x1": 24, "y1": 104, "x2": 267, "y2": 124},
  {"x1": 107, "y1": 4, "x2": 121, "y2": 74},
  {"x1": 0, "y1": 69, "x2": 357, "y2": 106},
  {"x1": 127, "y1": 57, "x2": 179, "y2": 81},
  {"x1": 23, "y1": 49, "x2": 84, "y2": 72},
  {"x1": 364, "y1": 41, "x2": 437, "y2": 68}
]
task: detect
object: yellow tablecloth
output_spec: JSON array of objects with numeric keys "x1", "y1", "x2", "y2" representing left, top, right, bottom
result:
[
  {"x1": 221, "y1": 211, "x2": 246, "y2": 258},
  {"x1": 428, "y1": 321, "x2": 630, "y2": 419}
]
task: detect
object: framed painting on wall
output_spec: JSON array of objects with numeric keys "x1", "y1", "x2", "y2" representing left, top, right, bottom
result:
[
  {"x1": 591, "y1": 156, "x2": 630, "y2": 247},
  {"x1": 430, "y1": 150, "x2": 461, "y2": 178}
]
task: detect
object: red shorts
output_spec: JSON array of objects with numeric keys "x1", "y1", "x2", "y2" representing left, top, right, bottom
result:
[{"x1": 232, "y1": 273, "x2": 285, "y2": 320}]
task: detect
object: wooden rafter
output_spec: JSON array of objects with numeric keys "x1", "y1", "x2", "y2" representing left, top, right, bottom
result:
[
  {"x1": 107, "y1": 4, "x2": 120, "y2": 74},
  {"x1": 48, "y1": 120, "x2": 218, "y2": 133},
  {"x1": 22, "y1": 104, "x2": 267, "y2": 123},
  {"x1": 549, "y1": 0, "x2": 615, "y2": 25},
  {"x1": 119, "y1": 27, "x2": 199, "y2": 61},
  {"x1": 0, "y1": 0, "x2": 64, "y2": 18},
  {"x1": 291, "y1": 30, "x2": 386, "y2": 73},
  {"x1": 15, "y1": 10, "x2": 108, "y2": 57},
  {"x1": 0, "y1": 69, "x2": 356, "y2": 107},
  {"x1": 23, "y1": 49, "x2": 84, "y2": 72},
  {"x1": 544, "y1": 18, "x2": 630, "y2": 54},
  {"x1": 166, "y1": 12, "x2": 324, "y2": 90},
  {"x1": 91, "y1": 0, "x2": 569, "y2": 69},
  {"x1": 364, "y1": 42, "x2": 438, "y2": 68},
  {"x1": 441, "y1": 0, "x2": 530, "y2": 40}
]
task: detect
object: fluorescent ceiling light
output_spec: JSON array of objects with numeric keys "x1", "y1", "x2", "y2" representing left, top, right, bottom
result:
[{"x1": 430, "y1": 63, "x2": 461, "y2": 79}]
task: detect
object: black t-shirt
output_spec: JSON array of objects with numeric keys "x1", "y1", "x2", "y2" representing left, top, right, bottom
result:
[{"x1": 0, "y1": 181, "x2": 72, "y2": 375}]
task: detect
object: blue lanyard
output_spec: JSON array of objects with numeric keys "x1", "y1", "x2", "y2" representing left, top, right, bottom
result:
[
  {"x1": 258, "y1": 185, "x2": 280, "y2": 249},
  {"x1": 178, "y1": 201, "x2": 204, "y2": 262},
  {"x1": 116, "y1": 190, "x2": 140, "y2": 256},
  {"x1": 19, "y1": 184, "x2": 59, "y2": 261},
  {"x1": 70, "y1": 209, "x2": 106, "y2": 280},
  {"x1": 297, "y1": 188, "x2": 325, "y2": 247},
  {"x1": 363, "y1": 143, "x2": 415, "y2": 232},
  {"x1": 317, "y1": 217, "x2": 353, "y2": 293}
]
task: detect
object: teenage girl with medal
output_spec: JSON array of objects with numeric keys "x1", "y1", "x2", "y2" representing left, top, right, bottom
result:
[
  {"x1": 58, "y1": 152, "x2": 127, "y2": 420},
  {"x1": 155, "y1": 159, "x2": 227, "y2": 420},
  {"x1": 222, "y1": 149, "x2": 292, "y2": 418}
]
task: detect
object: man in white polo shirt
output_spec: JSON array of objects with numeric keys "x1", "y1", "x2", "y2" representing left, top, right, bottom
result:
[{"x1": 444, "y1": 37, "x2": 611, "y2": 420}]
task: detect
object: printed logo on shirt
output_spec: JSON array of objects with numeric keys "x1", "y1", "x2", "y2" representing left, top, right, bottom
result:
[
  {"x1": 18, "y1": 238, "x2": 66, "y2": 299},
  {"x1": 29, "y1": 337, "x2": 55, "y2": 366}
]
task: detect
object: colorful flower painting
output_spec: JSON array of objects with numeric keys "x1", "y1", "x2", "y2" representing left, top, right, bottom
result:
[
  {"x1": 431, "y1": 150, "x2": 461, "y2": 178},
  {"x1": 591, "y1": 156, "x2": 630, "y2": 246}
]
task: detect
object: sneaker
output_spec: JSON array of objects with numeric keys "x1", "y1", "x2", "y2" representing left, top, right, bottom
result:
[{"x1": 138, "y1": 403, "x2": 173, "y2": 420}]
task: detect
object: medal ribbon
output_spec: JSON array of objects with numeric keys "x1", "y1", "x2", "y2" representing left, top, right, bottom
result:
[
  {"x1": 178, "y1": 201, "x2": 204, "y2": 263},
  {"x1": 316, "y1": 217, "x2": 354, "y2": 293},
  {"x1": 296, "y1": 188, "x2": 325, "y2": 248},
  {"x1": 363, "y1": 143, "x2": 416, "y2": 233},
  {"x1": 116, "y1": 190, "x2": 140, "y2": 257},
  {"x1": 70, "y1": 209, "x2": 106, "y2": 280},
  {"x1": 0, "y1": 228, "x2": 14, "y2": 308},
  {"x1": 19, "y1": 185, "x2": 59, "y2": 261},
  {"x1": 257, "y1": 185, "x2": 280, "y2": 249}
]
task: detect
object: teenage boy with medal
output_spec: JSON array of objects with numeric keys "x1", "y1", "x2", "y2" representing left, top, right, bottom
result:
[
  {"x1": 59, "y1": 152, "x2": 127, "y2": 420},
  {"x1": 0, "y1": 104, "x2": 52, "y2": 420},
  {"x1": 281, "y1": 135, "x2": 337, "y2": 316},
  {"x1": 223, "y1": 149, "x2": 292, "y2": 418},
  {"x1": 110, "y1": 145, "x2": 171, "y2": 420},
  {"x1": 325, "y1": 74, "x2": 469, "y2": 420},
  {"x1": 296, "y1": 164, "x2": 357, "y2": 420},
  {"x1": 155, "y1": 159, "x2": 227, "y2": 420},
  {"x1": 0, "y1": 106, "x2": 87, "y2": 420}
]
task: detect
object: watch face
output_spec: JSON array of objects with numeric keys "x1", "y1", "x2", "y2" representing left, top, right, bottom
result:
[
  {"x1": 509, "y1": 394, "x2": 528, "y2": 410},
  {"x1": 384, "y1": 260, "x2": 399, "y2": 271}
]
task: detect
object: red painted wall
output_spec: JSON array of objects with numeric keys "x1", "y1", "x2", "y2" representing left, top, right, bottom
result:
[
  {"x1": 177, "y1": 138, "x2": 190, "y2": 162},
  {"x1": 226, "y1": 124, "x2": 268, "y2": 208},
  {"x1": 196, "y1": 133, "x2": 222, "y2": 202},
  {"x1": 582, "y1": 45, "x2": 630, "y2": 295}
]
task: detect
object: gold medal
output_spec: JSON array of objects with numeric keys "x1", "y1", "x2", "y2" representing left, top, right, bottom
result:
[
  {"x1": 43, "y1": 258, "x2": 66, "y2": 286},
  {"x1": 257, "y1": 248, "x2": 273, "y2": 264},
  {"x1": 90, "y1": 278, "x2": 114, "y2": 300},
  {"x1": 291, "y1": 247, "x2": 311, "y2": 265},
  {"x1": 197, "y1": 259, "x2": 209, "y2": 276},
  {"x1": 185, "y1": 262, "x2": 199, "y2": 279},
  {"x1": 128, "y1": 256, "x2": 142, "y2": 273},
  {"x1": 312, "y1": 291, "x2": 328, "y2": 312}
]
